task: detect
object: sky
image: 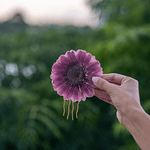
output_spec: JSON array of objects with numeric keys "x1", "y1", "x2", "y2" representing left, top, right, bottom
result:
[{"x1": 0, "y1": 0, "x2": 100, "y2": 27}]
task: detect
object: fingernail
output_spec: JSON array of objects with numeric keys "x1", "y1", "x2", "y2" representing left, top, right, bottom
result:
[{"x1": 92, "y1": 77, "x2": 100, "y2": 85}]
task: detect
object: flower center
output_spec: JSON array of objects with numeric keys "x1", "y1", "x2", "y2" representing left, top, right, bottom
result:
[{"x1": 65, "y1": 63, "x2": 87, "y2": 87}]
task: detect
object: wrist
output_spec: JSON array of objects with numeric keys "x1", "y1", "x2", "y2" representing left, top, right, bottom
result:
[
  {"x1": 122, "y1": 105, "x2": 144, "y2": 128},
  {"x1": 122, "y1": 105, "x2": 150, "y2": 150},
  {"x1": 122, "y1": 105, "x2": 147, "y2": 133}
]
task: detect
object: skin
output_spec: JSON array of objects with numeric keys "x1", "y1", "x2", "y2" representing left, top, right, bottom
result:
[{"x1": 92, "y1": 73, "x2": 150, "y2": 150}]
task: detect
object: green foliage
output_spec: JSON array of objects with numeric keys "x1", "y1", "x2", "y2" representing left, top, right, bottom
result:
[
  {"x1": 0, "y1": 26, "x2": 118, "y2": 150},
  {"x1": 1, "y1": 1, "x2": 150, "y2": 149},
  {"x1": 87, "y1": 0, "x2": 150, "y2": 27}
]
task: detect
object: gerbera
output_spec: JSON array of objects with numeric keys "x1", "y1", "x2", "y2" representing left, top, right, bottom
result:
[{"x1": 50, "y1": 49, "x2": 103, "y2": 120}]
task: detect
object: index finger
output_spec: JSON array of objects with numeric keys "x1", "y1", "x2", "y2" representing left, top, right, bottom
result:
[{"x1": 102, "y1": 73, "x2": 128, "y2": 85}]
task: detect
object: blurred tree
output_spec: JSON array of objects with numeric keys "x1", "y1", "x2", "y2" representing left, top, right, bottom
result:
[
  {"x1": 0, "y1": 12, "x2": 28, "y2": 33},
  {"x1": 86, "y1": 0, "x2": 150, "y2": 26},
  {"x1": 0, "y1": 27, "x2": 120, "y2": 150}
]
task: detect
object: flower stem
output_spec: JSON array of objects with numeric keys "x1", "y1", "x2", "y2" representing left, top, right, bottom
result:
[
  {"x1": 76, "y1": 101, "x2": 80, "y2": 119},
  {"x1": 72, "y1": 102, "x2": 74, "y2": 120},
  {"x1": 67, "y1": 100, "x2": 71, "y2": 120},
  {"x1": 63, "y1": 99, "x2": 66, "y2": 116}
]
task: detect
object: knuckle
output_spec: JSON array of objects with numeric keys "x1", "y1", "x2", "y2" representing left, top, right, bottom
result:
[
  {"x1": 126, "y1": 77, "x2": 134, "y2": 82},
  {"x1": 111, "y1": 73, "x2": 116, "y2": 82},
  {"x1": 128, "y1": 77, "x2": 139, "y2": 85},
  {"x1": 127, "y1": 77, "x2": 133, "y2": 81},
  {"x1": 134, "y1": 78, "x2": 138, "y2": 83},
  {"x1": 133, "y1": 79, "x2": 139, "y2": 85}
]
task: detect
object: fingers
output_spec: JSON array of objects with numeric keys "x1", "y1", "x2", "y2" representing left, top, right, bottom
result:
[
  {"x1": 94, "y1": 88, "x2": 113, "y2": 105},
  {"x1": 92, "y1": 77, "x2": 117, "y2": 95},
  {"x1": 94, "y1": 88, "x2": 110, "y2": 99},
  {"x1": 102, "y1": 73, "x2": 128, "y2": 85}
]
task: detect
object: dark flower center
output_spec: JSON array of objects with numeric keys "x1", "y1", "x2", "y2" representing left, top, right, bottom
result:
[{"x1": 65, "y1": 63, "x2": 87, "y2": 87}]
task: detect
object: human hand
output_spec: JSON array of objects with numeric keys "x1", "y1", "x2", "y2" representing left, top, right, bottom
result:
[{"x1": 92, "y1": 73, "x2": 143, "y2": 126}]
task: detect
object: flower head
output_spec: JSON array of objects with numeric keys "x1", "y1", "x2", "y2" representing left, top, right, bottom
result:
[
  {"x1": 50, "y1": 49, "x2": 103, "y2": 120},
  {"x1": 50, "y1": 49, "x2": 103, "y2": 102}
]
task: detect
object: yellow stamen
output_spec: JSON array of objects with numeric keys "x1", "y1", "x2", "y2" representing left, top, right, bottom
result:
[
  {"x1": 76, "y1": 101, "x2": 80, "y2": 119},
  {"x1": 63, "y1": 99, "x2": 66, "y2": 116},
  {"x1": 72, "y1": 101, "x2": 74, "y2": 120},
  {"x1": 67, "y1": 100, "x2": 71, "y2": 120},
  {"x1": 79, "y1": 85, "x2": 82, "y2": 93},
  {"x1": 85, "y1": 82, "x2": 94, "y2": 88}
]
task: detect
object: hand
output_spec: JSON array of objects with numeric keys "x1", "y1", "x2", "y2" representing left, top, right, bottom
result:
[{"x1": 92, "y1": 73, "x2": 142, "y2": 126}]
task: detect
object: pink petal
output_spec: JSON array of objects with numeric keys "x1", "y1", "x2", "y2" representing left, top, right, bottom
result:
[
  {"x1": 52, "y1": 77, "x2": 66, "y2": 87},
  {"x1": 86, "y1": 77, "x2": 98, "y2": 88},
  {"x1": 83, "y1": 53, "x2": 92, "y2": 66},
  {"x1": 86, "y1": 61, "x2": 100, "y2": 70},
  {"x1": 76, "y1": 50, "x2": 86, "y2": 65},
  {"x1": 53, "y1": 83, "x2": 64, "y2": 91},
  {"x1": 71, "y1": 86, "x2": 81, "y2": 102},
  {"x1": 63, "y1": 86, "x2": 74, "y2": 100},
  {"x1": 88, "y1": 67, "x2": 103, "y2": 78},
  {"x1": 66, "y1": 50, "x2": 77, "y2": 63},
  {"x1": 78, "y1": 87, "x2": 86, "y2": 101},
  {"x1": 57, "y1": 55, "x2": 70, "y2": 65},
  {"x1": 52, "y1": 69, "x2": 66, "y2": 75},
  {"x1": 52, "y1": 62, "x2": 66, "y2": 73},
  {"x1": 86, "y1": 62, "x2": 101, "y2": 75},
  {"x1": 50, "y1": 74, "x2": 55, "y2": 79},
  {"x1": 89, "y1": 72, "x2": 103, "y2": 78},
  {"x1": 87, "y1": 67, "x2": 101, "y2": 76},
  {"x1": 50, "y1": 49, "x2": 103, "y2": 102},
  {"x1": 51, "y1": 74, "x2": 63, "y2": 80},
  {"x1": 82, "y1": 84, "x2": 94, "y2": 97},
  {"x1": 90, "y1": 55, "x2": 96, "y2": 62},
  {"x1": 57, "y1": 83, "x2": 70, "y2": 96}
]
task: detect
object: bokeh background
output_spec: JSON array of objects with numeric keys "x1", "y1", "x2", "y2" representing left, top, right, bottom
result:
[{"x1": 0, "y1": 0, "x2": 150, "y2": 149}]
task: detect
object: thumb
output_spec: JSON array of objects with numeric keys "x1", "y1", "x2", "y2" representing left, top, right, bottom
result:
[{"x1": 92, "y1": 77, "x2": 116, "y2": 95}]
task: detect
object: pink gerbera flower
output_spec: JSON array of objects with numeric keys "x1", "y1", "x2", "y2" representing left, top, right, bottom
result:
[{"x1": 50, "y1": 49, "x2": 103, "y2": 120}]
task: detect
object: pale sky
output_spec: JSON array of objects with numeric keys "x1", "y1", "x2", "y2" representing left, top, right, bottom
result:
[{"x1": 0, "y1": 0, "x2": 100, "y2": 27}]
